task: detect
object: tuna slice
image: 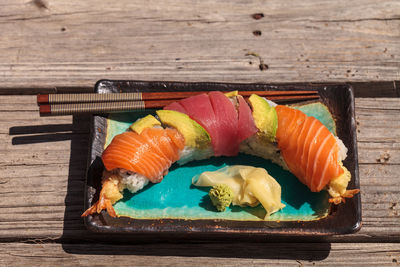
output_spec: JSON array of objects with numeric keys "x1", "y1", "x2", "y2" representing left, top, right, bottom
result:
[
  {"x1": 163, "y1": 101, "x2": 186, "y2": 114},
  {"x1": 237, "y1": 95, "x2": 258, "y2": 142},
  {"x1": 165, "y1": 92, "x2": 243, "y2": 156},
  {"x1": 166, "y1": 93, "x2": 220, "y2": 155},
  {"x1": 208, "y1": 91, "x2": 239, "y2": 156}
]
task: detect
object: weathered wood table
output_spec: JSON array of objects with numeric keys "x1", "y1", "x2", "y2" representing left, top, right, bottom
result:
[{"x1": 1, "y1": 0, "x2": 399, "y2": 265}]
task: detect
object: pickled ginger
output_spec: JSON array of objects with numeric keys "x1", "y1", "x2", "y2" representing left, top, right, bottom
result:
[{"x1": 192, "y1": 165, "x2": 285, "y2": 218}]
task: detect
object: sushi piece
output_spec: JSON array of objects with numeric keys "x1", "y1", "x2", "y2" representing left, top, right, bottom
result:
[
  {"x1": 237, "y1": 95, "x2": 258, "y2": 143},
  {"x1": 82, "y1": 127, "x2": 185, "y2": 217},
  {"x1": 275, "y1": 105, "x2": 359, "y2": 203},
  {"x1": 239, "y1": 94, "x2": 287, "y2": 168},
  {"x1": 170, "y1": 93, "x2": 222, "y2": 155},
  {"x1": 238, "y1": 96, "x2": 358, "y2": 204},
  {"x1": 208, "y1": 91, "x2": 239, "y2": 156},
  {"x1": 275, "y1": 105, "x2": 339, "y2": 192},
  {"x1": 102, "y1": 127, "x2": 184, "y2": 182},
  {"x1": 165, "y1": 91, "x2": 251, "y2": 157},
  {"x1": 156, "y1": 109, "x2": 213, "y2": 164}
]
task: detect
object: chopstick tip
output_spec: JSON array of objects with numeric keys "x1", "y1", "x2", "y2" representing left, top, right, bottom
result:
[{"x1": 37, "y1": 94, "x2": 49, "y2": 105}]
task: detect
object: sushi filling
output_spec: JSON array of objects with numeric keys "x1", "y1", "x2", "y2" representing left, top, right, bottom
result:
[
  {"x1": 239, "y1": 135, "x2": 288, "y2": 170},
  {"x1": 178, "y1": 146, "x2": 214, "y2": 165}
]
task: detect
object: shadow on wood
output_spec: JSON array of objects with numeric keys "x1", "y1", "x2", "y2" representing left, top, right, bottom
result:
[
  {"x1": 8, "y1": 115, "x2": 93, "y2": 242},
  {"x1": 61, "y1": 242, "x2": 331, "y2": 261},
  {"x1": 9, "y1": 124, "x2": 74, "y2": 135},
  {"x1": 9, "y1": 124, "x2": 77, "y2": 145},
  {"x1": 9, "y1": 119, "x2": 89, "y2": 145}
]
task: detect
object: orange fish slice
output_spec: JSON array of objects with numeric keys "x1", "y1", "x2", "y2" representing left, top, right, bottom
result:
[{"x1": 275, "y1": 105, "x2": 344, "y2": 192}]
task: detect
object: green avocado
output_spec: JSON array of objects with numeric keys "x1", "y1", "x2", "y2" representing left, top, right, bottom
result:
[
  {"x1": 156, "y1": 110, "x2": 211, "y2": 149},
  {"x1": 248, "y1": 94, "x2": 278, "y2": 142},
  {"x1": 129, "y1": 114, "x2": 161, "y2": 134}
]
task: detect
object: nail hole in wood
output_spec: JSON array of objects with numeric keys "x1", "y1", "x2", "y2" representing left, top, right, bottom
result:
[{"x1": 251, "y1": 13, "x2": 264, "y2": 20}]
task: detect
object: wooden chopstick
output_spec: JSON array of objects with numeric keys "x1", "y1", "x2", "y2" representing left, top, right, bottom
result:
[
  {"x1": 37, "y1": 90, "x2": 318, "y2": 105},
  {"x1": 39, "y1": 100, "x2": 177, "y2": 116},
  {"x1": 39, "y1": 94, "x2": 319, "y2": 116}
]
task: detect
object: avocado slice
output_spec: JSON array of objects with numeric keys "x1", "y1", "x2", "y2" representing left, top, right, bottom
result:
[
  {"x1": 156, "y1": 110, "x2": 211, "y2": 149},
  {"x1": 130, "y1": 115, "x2": 161, "y2": 134},
  {"x1": 224, "y1": 91, "x2": 238, "y2": 97},
  {"x1": 248, "y1": 94, "x2": 278, "y2": 142}
]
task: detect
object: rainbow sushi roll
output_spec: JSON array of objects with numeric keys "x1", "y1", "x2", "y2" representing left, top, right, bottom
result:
[{"x1": 82, "y1": 91, "x2": 359, "y2": 218}]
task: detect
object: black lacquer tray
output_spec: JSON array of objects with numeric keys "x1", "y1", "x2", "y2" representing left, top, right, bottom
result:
[{"x1": 83, "y1": 80, "x2": 361, "y2": 239}]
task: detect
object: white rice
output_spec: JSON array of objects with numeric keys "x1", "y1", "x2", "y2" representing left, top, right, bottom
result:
[
  {"x1": 335, "y1": 136, "x2": 348, "y2": 162},
  {"x1": 178, "y1": 146, "x2": 214, "y2": 165},
  {"x1": 119, "y1": 171, "x2": 149, "y2": 194}
]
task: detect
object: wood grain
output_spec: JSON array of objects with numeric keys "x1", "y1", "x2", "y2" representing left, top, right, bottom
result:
[
  {"x1": 1, "y1": 0, "x2": 399, "y2": 264},
  {"x1": 0, "y1": 242, "x2": 399, "y2": 266},
  {"x1": 0, "y1": 96, "x2": 399, "y2": 243},
  {"x1": 0, "y1": 0, "x2": 399, "y2": 92}
]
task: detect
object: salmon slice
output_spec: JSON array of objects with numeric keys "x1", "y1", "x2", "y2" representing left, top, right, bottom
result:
[
  {"x1": 275, "y1": 105, "x2": 344, "y2": 192},
  {"x1": 102, "y1": 132, "x2": 158, "y2": 180},
  {"x1": 284, "y1": 110, "x2": 307, "y2": 183},
  {"x1": 141, "y1": 128, "x2": 175, "y2": 162},
  {"x1": 102, "y1": 132, "x2": 147, "y2": 170},
  {"x1": 304, "y1": 123, "x2": 326, "y2": 189},
  {"x1": 297, "y1": 118, "x2": 318, "y2": 181},
  {"x1": 165, "y1": 128, "x2": 185, "y2": 156},
  {"x1": 310, "y1": 134, "x2": 338, "y2": 191},
  {"x1": 102, "y1": 128, "x2": 184, "y2": 183}
]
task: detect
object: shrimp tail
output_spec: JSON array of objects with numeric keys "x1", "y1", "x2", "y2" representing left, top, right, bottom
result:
[
  {"x1": 81, "y1": 199, "x2": 117, "y2": 218},
  {"x1": 81, "y1": 203, "x2": 99, "y2": 217},
  {"x1": 81, "y1": 173, "x2": 123, "y2": 217},
  {"x1": 328, "y1": 189, "x2": 360, "y2": 205}
]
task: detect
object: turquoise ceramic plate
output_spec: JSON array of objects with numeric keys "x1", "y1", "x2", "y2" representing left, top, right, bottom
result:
[
  {"x1": 106, "y1": 106, "x2": 333, "y2": 221},
  {"x1": 84, "y1": 80, "x2": 361, "y2": 237}
]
